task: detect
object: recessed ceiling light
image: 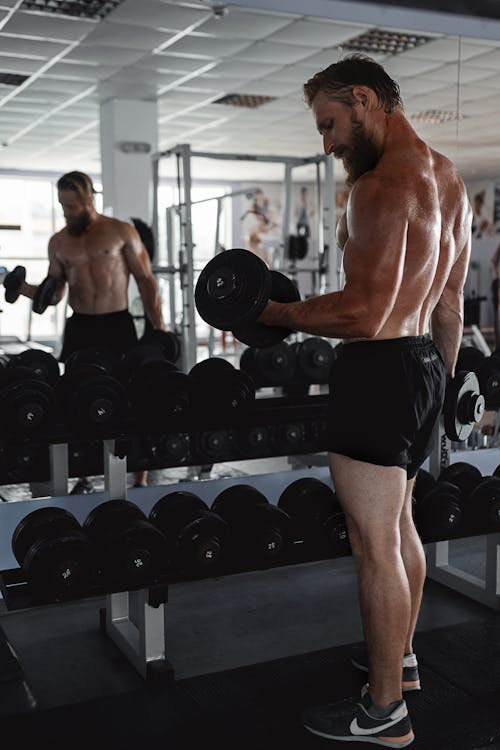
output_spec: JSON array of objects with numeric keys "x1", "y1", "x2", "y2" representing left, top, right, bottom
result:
[
  {"x1": 214, "y1": 93, "x2": 276, "y2": 108},
  {"x1": 342, "y1": 29, "x2": 433, "y2": 55},
  {"x1": 21, "y1": 0, "x2": 124, "y2": 20}
]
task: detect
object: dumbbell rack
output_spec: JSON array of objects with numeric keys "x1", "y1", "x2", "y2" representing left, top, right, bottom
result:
[{"x1": 427, "y1": 420, "x2": 500, "y2": 610}]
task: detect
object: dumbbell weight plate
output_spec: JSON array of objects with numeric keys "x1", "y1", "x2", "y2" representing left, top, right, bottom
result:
[
  {"x1": 438, "y1": 462, "x2": 483, "y2": 498},
  {"x1": 0, "y1": 367, "x2": 55, "y2": 437},
  {"x1": 455, "y1": 346, "x2": 485, "y2": 373},
  {"x1": 84, "y1": 500, "x2": 170, "y2": 584},
  {"x1": 3, "y1": 265, "x2": 26, "y2": 303},
  {"x1": 236, "y1": 426, "x2": 270, "y2": 458},
  {"x1": 195, "y1": 248, "x2": 271, "y2": 330},
  {"x1": 296, "y1": 337, "x2": 335, "y2": 384},
  {"x1": 10, "y1": 349, "x2": 60, "y2": 386},
  {"x1": 323, "y1": 512, "x2": 351, "y2": 557},
  {"x1": 278, "y1": 477, "x2": 336, "y2": 527},
  {"x1": 189, "y1": 358, "x2": 234, "y2": 380},
  {"x1": 128, "y1": 362, "x2": 191, "y2": 424},
  {"x1": 12, "y1": 507, "x2": 95, "y2": 600},
  {"x1": 211, "y1": 484, "x2": 269, "y2": 521},
  {"x1": 443, "y1": 370, "x2": 485, "y2": 442},
  {"x1": 416, "y1": 482, "x2": 463, "y2": 539},
  {"x1": 65, "y1": 347, "x2": 119, "y2": 376},
  {"x1": 476, "y1": 356, "x2": 500, "y2": 409},
  {"x1": 250, "y1": 342, "x2": 296, "y2": 386},
  {"x1": 468, "y1": 476, "x2": 500, "y2": 530},
  {"x1": 232, "y1": 271, "x2": 300, "y2": 348},
  {"x1": 412, "y1": 468, "x2": 437, "y2": 504},
  {"x1": 150, "y1": 492, "x2": 228, "y2": 571},
  {"x1": 140, "y1": 329, "x2": 181, "y2": 363},
  {"x1": 197, "y1": 430, "x2": 235, "y2": 461}
]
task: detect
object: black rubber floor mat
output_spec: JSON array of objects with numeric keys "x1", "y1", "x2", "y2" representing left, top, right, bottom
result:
[{"x1": 179, "y1": 631, "x2": 500, "y2": 750}]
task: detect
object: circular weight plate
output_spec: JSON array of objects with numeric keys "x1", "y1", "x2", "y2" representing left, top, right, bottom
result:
[
  {"x1": 456, "y1": 346, "x2": 486, "y2": 373},
  {"x1": 1, "y1": 379, "x2": 55, "y2": 437},
  {"x1": 438, "y1": 462, "x2": 483, "y2": 498},
  {"x1": 165, "y1": 433, "x2": 191, "y2": 463},
  {"x1": 12, "y1": 506, "x2": 80, "y2": 565},
  {"x1": 11, "y1": 350, "x2": 60, "y2": 386},
  {"x1": 140, "y1": 329, "x2": 181, "y2": 363},
  {"x1": 413, "y1": 469, "x2": 437, "y2": 504},
  {"x1": 175, "y1": 511, "x2": 229, "y2": 571},
  {"x1": 197, "y1": 430, "x2": 234, "y2": 461},
  {"x1": 253, "y1": 342, "x2": 296, "y2": 386},
  {"x1": 278, "y1": 477, "x2": 336, "y2": 525},
  {"x1": 4, "y1": 265, "x2": 26, "y2": 303},
  {"x1": 469, "y1": 476, "x2": 500, "y2": 529},
  {"x1": 296, "y1": 337, "x2": 335, "y2": 384},
  {"x1": 236, "y1": 425, "x2": 270, "y2": 458},
  {"x1": 195, "y1": 249, "x2": 271, "y2": 330},
  {"x1": 129, "y1": 365, "x2": 190, "y2": 424},
  {"x1": 108, "y1": 520, "x2": 170, "y2": 584},
  {"x1": 65, "y1": 347, "x2": 119, "y2": 376},
  {"x1": 476, "y1": 356, "x2": 500, "y2": 409},
  {"x1": 443, "y1": 371, "x2": 484, "y2": 442},
  {"x1": 24, "y1": 532, "x2": 95, "y2": 600},
  {"x1": 149, "y1": 491, "x2": 207, "y2": 538},
  {"x1": 189, "y1": 358, "x2": 234, "y2": 381},
  {"x1": 323, "y1": 512, "x2": 351, "y2": 557},
  {"x1": 239, "y1": 348, "x2": 258, "y2": 380},
  {"x1": 83, "y1": 499, "x2": 145, "y2": 545},
  {"x1": 211, "y1": 484, "x2": 269, "y2": 523},
  {"x1": 74, "y1": 375, "x2": 128, "y2": 433},
  {"x1": 247, "y1": 504, "x2": 291, "y2": 560}
]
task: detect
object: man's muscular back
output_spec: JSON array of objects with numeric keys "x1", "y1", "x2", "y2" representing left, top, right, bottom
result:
[
  {"x1": 49, "y1": 215, "x2": 133, "y2": 314},
  {"x1": 342, "y1": 139, "x2": 471, "y2": 342}
]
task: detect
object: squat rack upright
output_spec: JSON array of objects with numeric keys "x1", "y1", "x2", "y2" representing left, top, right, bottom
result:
[{"x1": 151, "y1": 144, "x2": 339, "y2": 372}]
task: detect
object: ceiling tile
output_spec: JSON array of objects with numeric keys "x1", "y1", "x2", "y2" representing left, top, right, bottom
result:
[
  {"x1": 420, "y1": 63, "x2": 500, "y2": 85},
  {"x1": 1, "y1": 11, "x2": 96, "y2": 42},
  {"x1": 136, "y1": 52, "x2": 213, "y2": 73},
  {"x1": 44, "y1": 61, "x2": 120, "y2": 81},
  {"x1": 237, "y1": 41, "x2": 317, "y2": 65},
  {"x1": 267, "y1": 19, "x2": 369, "y2": 48},
  {"x1": 164, "y1": 35, "x2": 253, "y2": 59},
  {"x1": 109, "y1": 1, "x2": 209, "y2": 31},
  {"x1": 0, "y1": 34, "x2": 67, "y2": 58},
  {"x1": 382, "y1": 56, "x2": 445, "y2": 78},
  {"x1": 403, "y1": 38, "x2": 490, "y2": 63},
  {"x1": 465, "y1": 48, "x2": 500, "y2": 70},
  {"x1": 83, "y1": 20, "x2": 173, "y2": 50},
  {"x1": 65, "y1": 44, "x2": 144, "y2": 66},
  {"x1": 195, "y1": 9, "x2": 293, "y2": 39},
  {"x1": 0, "y1": 55, "x2": 41, "y2": 73}
]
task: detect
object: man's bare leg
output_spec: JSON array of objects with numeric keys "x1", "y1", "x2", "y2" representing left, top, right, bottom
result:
[
  {"x1": 330, "y1": 453, "x2": 410, "y2": 706},
  {"x1": 399, "y1": 477, "x2": 426, "y2": 655},
  {"x1": 134, "y1": 470, "x2": 148, "y2": 487}
]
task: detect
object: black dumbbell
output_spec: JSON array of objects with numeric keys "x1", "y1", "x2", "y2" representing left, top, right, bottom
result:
[
  {"x1": 293, "y1": 337, "x2": 335, "y2": 384},
  {"x1": 149, "y1": 491, "x2": 229, "y2": 574},
  {"x1": 278, "y1": 477, "x2": 350, "y2": 557},
  {"x1": 83, "y1": 499, "x2": 170, "y2": 586},
  {"x1": 6, "y1": 349, "x2": 60, "y2": 387},
  {"x1": 412, "y1": 468, "x2": 437, "y2": 504},
  {"x1": 3, "y1": 265, "x2": 26, "y2": 303},
  {"x1": 0, "y1": 364, "x2": 56, "y2": 438},
  {"x1": 273, "y1": 422, "x2": 305, "y2": 454},
  {"x1": 475, "y1": 355, "x2": 500, "y2": 409},
  {"x1": 195, "y1": 248, "x2": 300, "y2": 347},
  {"x1": 139, "y1": 328, "x2": 181, "y2": 364},
  {"x1": 12, "y1": 507, "x2": 96, "y2": 600},
  {"x1": 211, "y1": 484, "x2": 291, "y2": 565},
  {"x1": 414, "y1": 481, "x2": 463, "y2": 541},
  {"x1": 468, "y1": 476, "x2": 500, "y2": 533},
  {"x1": 189, "y1": 358, "x2": 255, "y2": 414},
  {"x1": 443, "y1": 370, "x2": 485, "y2": 442},
  {"x1": 121, "y1": 345, "x2": 191, "y2": 429},
  {"x1": 57, "y1": 362, "x2": 128, "y2": 436},
  {"x1": 438, "y1": 462, "x2": 483, "y2": 499},
  {"x1": 240, "y1": 342, "x2": 296, "y2": 386},
  {"x1": 196, "y1": 429, "x2": 235, "y2": 462},
  {"x1": 456, "y1": 346, "x2": 486, "y2": 373},
  {"x1": 236, "y1": 425, "x2": 271, "y2": 458},
  {"x1": 65, "y1": 347, "x2": 121, "y2": 378}
]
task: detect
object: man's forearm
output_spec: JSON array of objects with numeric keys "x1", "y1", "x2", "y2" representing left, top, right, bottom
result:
[
  {"x1": 258, "y1": 292, "x2": 378, "y2": 339},
  {"x1": 137, "y1": 277, "x2": 165, "y2": 330},
  {"x1": 431, "y1": 306, "x2": 463, "y2": 381}
]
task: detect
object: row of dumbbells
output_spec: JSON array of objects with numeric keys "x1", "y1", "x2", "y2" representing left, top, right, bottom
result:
[
  {"x1": 414, "y1": 461, "x2": 500, "y2": 540},
  {"x1": 0, "y1": 344, "x2": 265, "y2": 440},
  {"x1": 12, "y1": 477, "x2": 350, "y2": 602},
  {"x1": 239, "y1": 337, "x2": 336, "y2": 389}
]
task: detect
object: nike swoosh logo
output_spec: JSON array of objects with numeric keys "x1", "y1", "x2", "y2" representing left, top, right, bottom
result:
[{"x1": 349, "y1": 714, "x2": 403, "y2": 736}]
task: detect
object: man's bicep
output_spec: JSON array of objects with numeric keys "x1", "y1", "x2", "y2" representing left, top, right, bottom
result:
[{"x1": 47, "y1": 240, "x2": 66, "y2": 281}]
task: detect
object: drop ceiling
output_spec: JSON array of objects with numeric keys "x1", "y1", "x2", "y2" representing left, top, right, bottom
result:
[{"x1": 1, "y1": 0, "x2": 500, "y2": 182}]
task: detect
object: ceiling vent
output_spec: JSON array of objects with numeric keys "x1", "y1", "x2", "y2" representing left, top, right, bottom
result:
[
  {"x1": 214, "y1": 93, "x2": 276, "y2": 109},
  {"x1": 0, "y1": 73, "x2": 30, "y2": 87},
  {"x1": 20, "y1": 0, "x2": 124, "y2": 20},
  {"x1": 342, "y1": 29, "x2": 433, "y2": 55},
  {"x1": 409, "y1": 109, "x2": 465, "y2": 125}
]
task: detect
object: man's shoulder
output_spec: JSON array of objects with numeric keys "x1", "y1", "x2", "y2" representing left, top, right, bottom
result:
[{"x1": 96, "y1": 214, "x2": 135, "y2": 237}]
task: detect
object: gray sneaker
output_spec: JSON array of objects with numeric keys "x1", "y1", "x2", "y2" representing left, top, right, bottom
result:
[{"x1": 351, "y1": 646, "x2": 420, "y2": 692}]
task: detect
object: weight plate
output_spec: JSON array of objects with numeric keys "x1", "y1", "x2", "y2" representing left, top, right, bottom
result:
[
  {"x1": 296, "y1": 337, "x2": 335, "y2": 383},
  {"x1": 195, "y1": 248, "x2": 271, "y2": 330},
  {"x1": 252, "y1": 342, "x2": 296, "y2": 386},
  {"x1": 11, "y1": 350, "x2": 60, "y2": 386},
  {"x1": 12, "y1": 507, "x2": 80, "y2": 565},
  {"x1": 211, "y1": 484, "x2": 269, "y2": 523},
  {"x1": 443, "y1": 370, "x2": 484, "y2": 442}
]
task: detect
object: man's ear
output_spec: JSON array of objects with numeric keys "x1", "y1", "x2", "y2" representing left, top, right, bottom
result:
[{"x1": 352, "y1": 85, "x2": 377, "y2": 110}]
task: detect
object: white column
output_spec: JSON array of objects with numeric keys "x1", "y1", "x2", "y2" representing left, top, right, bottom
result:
[{"x1": 99, "y1": 98, "x2": 158, "y2": 222}]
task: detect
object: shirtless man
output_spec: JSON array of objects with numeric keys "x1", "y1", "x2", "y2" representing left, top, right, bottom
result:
[
  {"x1": 19, "y1": 171, "x2": 165, "y2": 491},
  {"x1": 258, "y1": 55, "x2": 471, "y2": 746}
]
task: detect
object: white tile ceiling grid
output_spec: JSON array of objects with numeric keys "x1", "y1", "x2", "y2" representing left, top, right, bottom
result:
[{"x1": 0, "y1": 0, "x2": 499, "y2": 180}]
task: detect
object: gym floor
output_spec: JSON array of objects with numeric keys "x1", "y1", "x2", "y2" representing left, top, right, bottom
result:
[{"x1": 0, "y1": 456, "x2": 499, "y2": 749}]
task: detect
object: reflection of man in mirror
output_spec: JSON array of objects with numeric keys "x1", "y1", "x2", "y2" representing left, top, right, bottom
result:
[
  {"x1": 490, "y1": 243, "x2": 500, "y2": 346},
  {"x1": 472, "y1": 189, "x2": 492, "y2": 239},
  {"x1": 296, "y1": 185, "x2": 312, "y2": 238},
  {"x1": 241, "y1": 188, "x2": 278, "y2": 267}
]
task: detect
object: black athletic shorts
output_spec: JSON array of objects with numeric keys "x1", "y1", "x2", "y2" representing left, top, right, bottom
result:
[
  {"x1": 59, "y1": 309, "x2": 138, "y2": 363},
  {"x1": 326, "y1": 335, "x2": 446, "y2": 479}
]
